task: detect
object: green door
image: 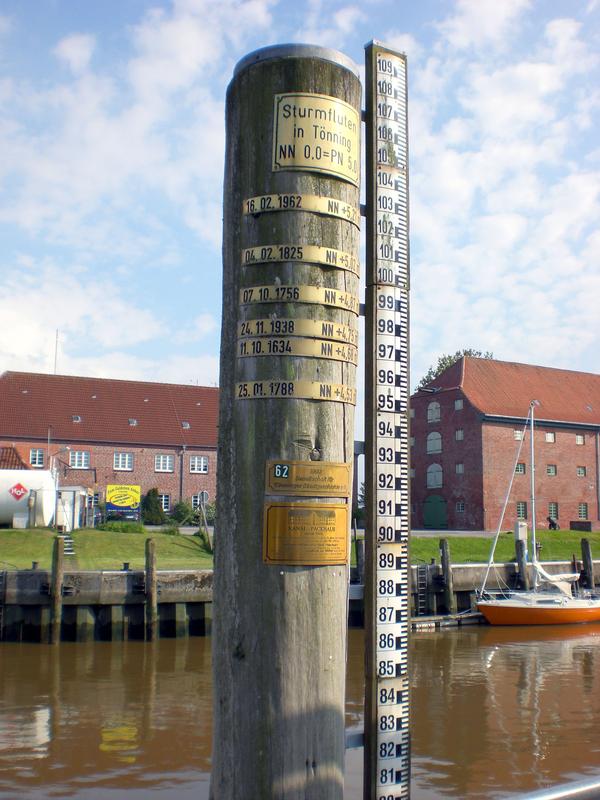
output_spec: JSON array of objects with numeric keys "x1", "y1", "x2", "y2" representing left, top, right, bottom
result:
[{"x1": 424, "y1": 495, "x2": 447, "y2": 529}]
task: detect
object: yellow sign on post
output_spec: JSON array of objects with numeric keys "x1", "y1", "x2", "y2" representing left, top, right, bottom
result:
[
  {"x1": 272, "y1": 93, "x2": 360, "y2": 186},
  {"x1": 106, "y1": 484, "x2": 141, "y2": 509},
  {"x1": 263, "y1": 502, "x2": 349, "y2": 565},
  {"x1": 265, "y1": 460, "x2": 351, "y2": 497}
]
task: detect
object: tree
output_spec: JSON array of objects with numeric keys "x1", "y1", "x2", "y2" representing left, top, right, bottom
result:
[
  {"x1": 142, "y1": 488, "x2": 167, "y2": 525},
  {"x1": 417, "y1": 349, "x2": 494, "y2": 390}
]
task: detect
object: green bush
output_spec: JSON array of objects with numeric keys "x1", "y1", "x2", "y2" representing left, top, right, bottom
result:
[
  {"x1": 96, "y1": 521, "x2": 145, "y2": 533},
  {"x1": 171, "y1": 501, "x2": 194, "y2": 524},
  {"x1": 161, "y1": 524, "x2": 180, "y2": 536},
  {"x1": 142, "y1": 488, "x2": 167, "y2": 525}
]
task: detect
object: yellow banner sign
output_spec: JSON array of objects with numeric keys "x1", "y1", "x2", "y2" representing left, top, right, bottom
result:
[
  {"x1": 237, "y1": 337, "x2": 358, "y2": 364},
  {"x1": 236, "y1": 380, "x2": 356, "y2": 404},
  {"x1": 106, "y1": 484, "x2": 141, "y2": 509},
  {"x1": 242, "y1": 244, "x2": 360, "y2": 276},
  {"x1": 239, "y1": 284, "x2": 360, "y2": 314},
  {"x1": 243, "y1": 194, "x2": 360, "y2": 227},
  {"x1": 272, "y1": 93, "x2": 360, "y2": 186},
  {"x1": 265, "y1": 461, "x2": 351, "y2": 497},
  {"x1": 238, "y1": 318, "x2": 358, "y2": 345},
  {"x1": 263, "y1": 502, "x2": 349, "y2": 565}
]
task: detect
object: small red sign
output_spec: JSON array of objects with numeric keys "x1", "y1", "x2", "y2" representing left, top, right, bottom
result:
[{"x1": 8, "y1": 483, "x2": 28, "y2": 501}]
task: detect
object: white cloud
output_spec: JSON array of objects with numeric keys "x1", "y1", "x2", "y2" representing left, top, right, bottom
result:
[
  {"x1": 53, "y1": 34, "x2": 96, "y2": 73},
  {"x1": 437, "y1": 0, "x2": 532, "y2": 51}
]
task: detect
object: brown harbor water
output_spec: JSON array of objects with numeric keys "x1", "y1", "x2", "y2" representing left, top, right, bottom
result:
[{"x1": 2, "y1": 624, "x2": 600, "y2": 798}]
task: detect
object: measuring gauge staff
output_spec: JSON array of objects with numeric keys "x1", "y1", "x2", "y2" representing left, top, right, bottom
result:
[{"x1": 368, "y1": 43, "x2": 409, "y2": 800}]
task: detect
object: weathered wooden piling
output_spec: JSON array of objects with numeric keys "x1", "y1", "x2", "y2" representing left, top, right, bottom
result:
[
  {"x1": 581, "y1": 538, "x2": 594, "y2": 590},
  {"x1": 440, "y1": 539, "x2": 457, "y2": 614},
  {"x1": 516, "y1": 539, "x2": 530, "y2": 591},
  {"x1": 212, "y1": 44, "x2": 360, "y2": 800},
  {"x1": 50, "y1": 536, "x2": 64, "y2": 644},
  {"x1": 145, "y1": 538, "x2": 158, "y2": 640}
]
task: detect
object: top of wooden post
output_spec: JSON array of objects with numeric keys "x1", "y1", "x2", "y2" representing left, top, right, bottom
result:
[{"x1": 233, "y1": 43, "x2": 360, "y2": 78}]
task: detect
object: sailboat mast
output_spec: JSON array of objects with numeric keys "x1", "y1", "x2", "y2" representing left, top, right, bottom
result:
[{"x1": 530, "y1": 401, "x2": 538, "y2": 587}]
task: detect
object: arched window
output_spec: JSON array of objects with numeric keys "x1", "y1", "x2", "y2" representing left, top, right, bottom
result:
[
  {"x1": 427, "y1": 401, "x2": 440, "y2": 422},
  {"x1": 427, "y1": 463, "x2": 443, "y2": 488},
  {"x1": 426, "y1": 431, "x2": 442, "y2": 454}
]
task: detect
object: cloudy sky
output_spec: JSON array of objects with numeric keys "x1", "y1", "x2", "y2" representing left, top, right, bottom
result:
[{"x1": 0, "y1": 0, "x2": 598, "y2": 391}]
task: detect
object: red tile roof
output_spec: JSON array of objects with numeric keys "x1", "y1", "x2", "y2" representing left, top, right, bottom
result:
[
  {"x1": 416, "y1": 357, "x2": 600, "y2": 426},
  {"x1": 0, "y1": 371, "x2": 219, "y2": 447},
  {"x1": 0, "y1": 446, "x2": 30, "y2": 469}
]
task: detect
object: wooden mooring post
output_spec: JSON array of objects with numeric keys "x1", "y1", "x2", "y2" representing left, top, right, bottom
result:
[
  {"x1": 440, "y1": 539, "x2": 457, "y2": 614},
  {"x1": 145, "y1": 538, "x2": 158, "y2": 640},
  {"x1": 516, "y1": 539, "x2": 530, "y2": 591},
  {"x1": 212, "y1": 45, "x2": 361, "y2": 799},
  {"x1": 50, "y1": 536, "x2": 64, "y2": 644},
  {"x1": 581, "y1": 538, "x2": 594, "y2": 590}
]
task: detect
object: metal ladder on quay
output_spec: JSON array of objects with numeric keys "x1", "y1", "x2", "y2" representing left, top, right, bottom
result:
[{"x1": 416, "y1": 563, "x2": 428, "y2": 616}]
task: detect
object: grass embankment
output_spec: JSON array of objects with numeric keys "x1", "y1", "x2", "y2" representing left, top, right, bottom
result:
[
  {"x1": 409, "y1": 530, "x2": 600, "y2": 564},
  {"x1": 1, "y1": 529, "x2": 598, "y2": 571},
  {"x1": 0, "y1": 529, "x2": 212, "y2": 571}
]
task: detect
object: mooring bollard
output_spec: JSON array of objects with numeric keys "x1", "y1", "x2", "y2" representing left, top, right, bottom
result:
[
  {"x1": 50, "y1": 536, "x2": 64, "y2": 644},
  {"x1": 145, "y1": 538, "x2": 158, "y2": 640},
  {"x1": 516, "y1": 539, "x2": 530, "y2": 591},
  {"x1": 212, "y1": 44, "x2": 360, "y2": 800},
  {"x1": 581, "y1": 538, "x2": 594, "y2": 590}
]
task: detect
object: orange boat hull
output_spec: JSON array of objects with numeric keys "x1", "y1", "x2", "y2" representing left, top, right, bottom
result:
[{"x1": 478, "y1": 602, "x2": 600, "y2": 626}]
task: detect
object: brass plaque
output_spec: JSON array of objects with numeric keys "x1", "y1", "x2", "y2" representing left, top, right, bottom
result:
[
  {"x1": 272, "y1": 93, "x2": 360, "y2": 186},
  {"x1": 238, "y1": 318, "x2": 358, "y2": 346},
  {"x1": 242, "y1": 244, "x2": 360, "y2": 276},
  {"x1": 236, "y1": 380, "x2": 356, "y2": 404},
  {"x1": 238, "y1": 337, "x2": 358, "y2": 365},
  {"x1": 263, "y1": 502, "x2": 349, "y2": 565},
  {"x1": 266, "y1": 460, "x2": 351, "y2": 497},
  {"x1": 243, "y1": 193, "x2": 360, "y2": 227},
  {"x1": 239, "y1": 284, "x2": 360, "y2": 315}
]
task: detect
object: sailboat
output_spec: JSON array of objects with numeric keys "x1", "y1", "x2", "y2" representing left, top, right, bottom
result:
[{"x1": 477, "y1": 401, "x2": 600, "y2": 626}]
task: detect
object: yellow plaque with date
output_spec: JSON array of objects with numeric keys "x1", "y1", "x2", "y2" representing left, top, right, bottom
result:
[
  {"x1": 243, "y1": 193, "x2": 360, "y2": 227},
  {"x1": 265, "y1": 460, "x2": 351, "y2": 497},
  {"x1": 263, "y1": 502, "x2": 349, "y2": 565},
  {"x1": 239, "y1": 284, "x2": 360, "y2": 315},
  {"x1": 236, "y1": 380, "x2": 356, "y2": 404},
  {"x1": 272, "y1": 93, "x2": 360, "y2": 186}
]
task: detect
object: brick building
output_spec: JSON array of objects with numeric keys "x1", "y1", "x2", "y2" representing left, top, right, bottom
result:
[
  {"x1": 0, "y1": 371, "x2": 219, "y2": 515},
  {"x1": 410, "y1": 357, "x2": 600, "y2": 532}
]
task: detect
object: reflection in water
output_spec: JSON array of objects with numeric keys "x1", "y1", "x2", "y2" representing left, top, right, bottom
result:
[{"x1": 1, "y1": 625, "x2": 600, "y2": 798}]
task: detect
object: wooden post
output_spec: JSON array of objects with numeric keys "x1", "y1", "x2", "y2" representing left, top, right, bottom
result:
[
  {"x1": 516, "y1": 539, "x2": 530, "y2": 591},
  {"x1": 50, "y1": 535, "x2": 64, "y2": 644},
  {"x1": 145, "y1": 538, "x2": 158, "y2": 641},
  {"x1": 440, "y1": 538, "x2": 457, "y2": 615},
  {"x1": 581, "y1": 538, "x2": 594, "y2": 590},
  {"x1": 212, "y1": 44, "x2": 360, "y2": 800}
]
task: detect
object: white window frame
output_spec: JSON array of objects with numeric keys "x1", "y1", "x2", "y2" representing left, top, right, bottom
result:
[
  {"x1": 577, "y1": 466, "x2": 587, "y2": 477},
  {"x1": 409, "y1": 408, "x2": 415, "y2": 418},
  {"x1": 456, "y1": 500, "x2": 465, "y2": 513},
  {"x1": 427, "y1": 401, "x2": 441, "y2": 423},
  {"x1": 455, "y1": 429, "x2": 464, "y2": 441},
  {"x1": 455, "y1": 463, "x2": 464, "y2": 475},
  {"x1": 546, "y1": 464, "x2": 557, "y2": 476},
  {"x1": 514, "y1": 430, "x2": 523, "y2": 441},
  {"x1": 515, "y1": 462, "x2": 526, "y2": 475},
  {"x1": 548, "y1": 502, "x2": 559, "y2": 519},
  {"x1": 155, "y1": 454, "x2": 174, "y2": 473},
  {"x1": 30, "y1": 448, "x2": 44, "y2": 468},
  {"x1": 113, "y1": 452, "x2": 133, "y2": 471},
  {"x1": 576, "y1": 434, "x2": 585, "y2": 445},
  {"x1": 69, "y1": 450, "x2": 90, "y2": 469},
  {"x1": 516, "y1": 501, "x2": 527, "y2": 520},
  {"x1": 159, "y1": 494, "x2": 170, "y2": 512},
  {"x1": 545, "y1": 432, "x2": 555, "y2": 443},
  {"x1": 454, "y1": 399, "x2": 463, "y2": 411},
  {"x1": 190, "y1": 455, "x2": 208, "y2": 474},
  {"x1": 578, "y1": 502, "x2": 589, "y2": 520},
  {"x1": 426, "y1": 431, "x2": 442, "y2": 454}
]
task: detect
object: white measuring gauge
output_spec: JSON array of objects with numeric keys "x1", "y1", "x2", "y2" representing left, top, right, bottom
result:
[{"x1": 372, "y1": 46, "x2": 410, "y2": 799}]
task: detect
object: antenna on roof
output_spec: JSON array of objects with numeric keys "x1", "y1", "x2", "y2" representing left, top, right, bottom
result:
[{"x1": 53, "y1": 329, "x2": 59, "y2": 374}]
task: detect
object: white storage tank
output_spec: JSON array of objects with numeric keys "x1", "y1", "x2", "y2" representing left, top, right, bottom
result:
[{"x1": 0, "y1": 470, "x2": 56, "y2": 527}]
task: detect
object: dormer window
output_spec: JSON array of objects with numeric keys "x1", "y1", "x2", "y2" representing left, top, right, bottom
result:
[
  {"x1": 72, "y1": 415, "x2": 82, "y2": 423},
  {"x1": 129, "y1": 418, "x2": 138, "y2": 426}
]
